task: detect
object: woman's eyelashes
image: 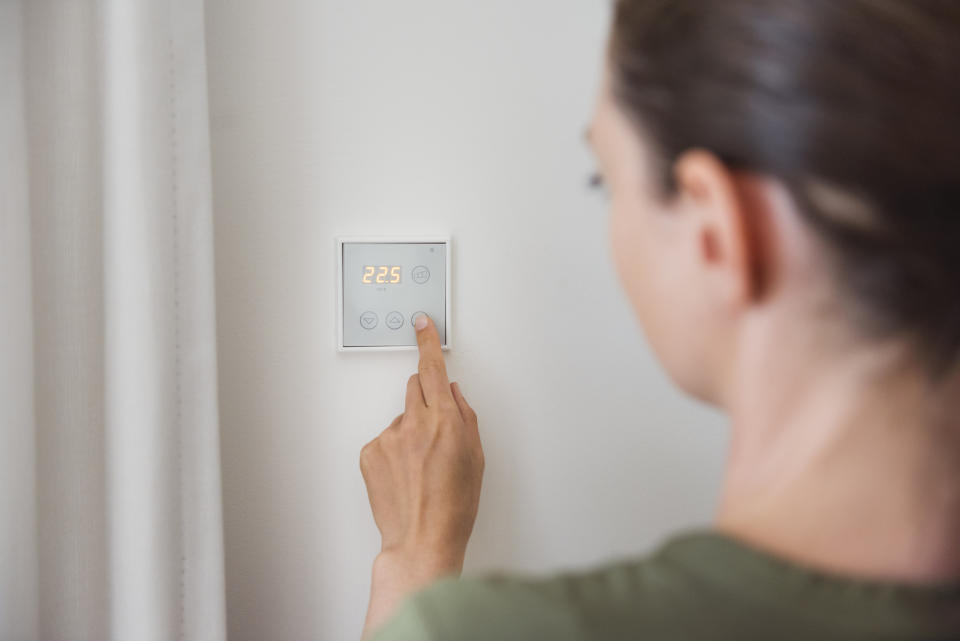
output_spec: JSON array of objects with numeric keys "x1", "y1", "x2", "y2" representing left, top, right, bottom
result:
[{"x1": 588, "y1": 171, "x2": 608, "y2": 195}]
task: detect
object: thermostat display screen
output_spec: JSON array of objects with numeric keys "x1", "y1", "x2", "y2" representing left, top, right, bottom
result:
[
  {"x1": 339, "y1": 240, "x2": 449, "y2": 350},
  {"x1": 362, "y1": 266, "x2": 402, "y2": 285}
]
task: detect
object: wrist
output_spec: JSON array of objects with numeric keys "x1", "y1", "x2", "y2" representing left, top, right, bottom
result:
[
  {"x1": 373, "y1": 543, "x2": 465, "y2": 587},
  {"x1": 363, "y1": 547, "x2": 463, "y2": 641}
]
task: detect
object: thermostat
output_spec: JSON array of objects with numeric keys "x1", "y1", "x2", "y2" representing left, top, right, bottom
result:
[{"x1": 337, "y1": 237, "x2": 451, "y2": 351}]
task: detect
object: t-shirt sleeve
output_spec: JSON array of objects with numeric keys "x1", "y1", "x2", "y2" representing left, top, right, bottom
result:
[{"x1": 370, "y1": 574, "x2": 589, "y2": 641}]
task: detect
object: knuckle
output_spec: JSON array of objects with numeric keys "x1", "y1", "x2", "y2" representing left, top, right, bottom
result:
[
  {"x1": 407, "y1": 374, "x2": 420, "y2": 387},
  {"x1": 381, "y1": 427, "x2": 401, "y2": 447},
  {"x1": 437, "y1": 397, "x2": 459, "y2": 414},
  {"x1": 400, "y1": 407, "x2": 419, "y2": 425},
  {"x1": 426, "y1": 402, "x2": 448, "y2": 419},
  {"x1": 419, "y1": 359, "x2": 442, "y2": 375}
]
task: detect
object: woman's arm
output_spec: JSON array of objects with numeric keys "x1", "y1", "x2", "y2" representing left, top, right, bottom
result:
[
  {"x1": 362, "y1": 546, "x2": 463, "y2": 638},
  {"x1": 359, "y1": 315, "x2": 484, "y2": 639}
]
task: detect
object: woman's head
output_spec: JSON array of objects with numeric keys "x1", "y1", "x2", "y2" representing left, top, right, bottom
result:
[{"x1": 590, "y1": 0, "x2": 960, "y2": 402}]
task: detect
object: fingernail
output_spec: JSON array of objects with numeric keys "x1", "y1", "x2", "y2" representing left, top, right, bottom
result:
[{"x1": 414, "y1": 314, "x2": 428, "y2": 331}]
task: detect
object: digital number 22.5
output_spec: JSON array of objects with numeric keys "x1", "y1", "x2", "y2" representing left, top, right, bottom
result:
[{"x1": 362, "y1": 266, "x2": 401, "y2": 284}]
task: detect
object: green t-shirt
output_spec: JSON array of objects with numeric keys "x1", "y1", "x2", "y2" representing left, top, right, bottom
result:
[{"x1": 372, "y1": 531, "x2": 960, "y2": 641}]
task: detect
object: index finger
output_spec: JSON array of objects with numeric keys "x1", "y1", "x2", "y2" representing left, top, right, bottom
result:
[{"x1": 414, "y1": 314, "x2": 453, "y2": 407}]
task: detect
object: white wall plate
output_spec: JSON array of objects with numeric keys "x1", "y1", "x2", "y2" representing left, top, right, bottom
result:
[{"x1": 337, "y1": 237, "x2": 452, "y2": 352}]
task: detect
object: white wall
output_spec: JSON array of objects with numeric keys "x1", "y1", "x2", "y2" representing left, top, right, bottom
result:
[{"x1": 204, "y1": 1, "x2": 728, "y2": 639}]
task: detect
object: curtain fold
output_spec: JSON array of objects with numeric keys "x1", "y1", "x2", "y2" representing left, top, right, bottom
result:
[
  {"x1": 1, "y1": 1, "x2": 226, "y2": 639},
  {"x1": 0, "y1": 1, "x2": 39, "y2": 638}
]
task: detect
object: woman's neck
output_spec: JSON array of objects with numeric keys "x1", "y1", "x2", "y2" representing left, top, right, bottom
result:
[{"x1": 716, "y1": 319, "x2": 960, "y2": 584}]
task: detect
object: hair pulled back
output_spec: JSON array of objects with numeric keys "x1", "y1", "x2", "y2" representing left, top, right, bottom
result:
[{"x1": 610, "y1": 0, "x2": 960, "y2": 374}]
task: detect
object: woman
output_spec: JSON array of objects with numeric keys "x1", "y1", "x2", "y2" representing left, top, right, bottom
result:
[{"x1": 359, "y1": 1, "x2": 960, "y2": 639}]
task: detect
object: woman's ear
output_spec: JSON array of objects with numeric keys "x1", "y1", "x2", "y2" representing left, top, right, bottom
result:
[{"x1": 673, "y1": 150, "x2": 765, "y2": 307}]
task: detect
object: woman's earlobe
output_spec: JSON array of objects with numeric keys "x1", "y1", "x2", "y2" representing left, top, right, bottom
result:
[
  {"x1": 700, "y1": 227, "x2": 723, "y2": 265},
  {"x1": 674, "y1": 150, "x2": 763, "y2": 306}
]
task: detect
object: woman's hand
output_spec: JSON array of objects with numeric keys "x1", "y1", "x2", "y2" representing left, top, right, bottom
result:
[{"x1": 360, "y1": 314, "x2": 484, "y2": 638}]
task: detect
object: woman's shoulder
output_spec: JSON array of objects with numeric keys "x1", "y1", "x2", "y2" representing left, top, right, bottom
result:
[
  {"x1": 370, "y1": 531, "x2": 721, "y2": 641},
  {"x1": 371, "y1": 530, "x2": 960, "y2": 641}
]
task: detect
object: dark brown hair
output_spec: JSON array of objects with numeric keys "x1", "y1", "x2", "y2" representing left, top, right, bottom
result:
[{"x1": 610, "y1": 0, "x2": 960, "y2": 374}]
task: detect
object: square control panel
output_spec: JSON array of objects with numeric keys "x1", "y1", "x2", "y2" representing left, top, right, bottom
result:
[{"x1": 338, "y1": 237, "x2": 450, "y2": 351}]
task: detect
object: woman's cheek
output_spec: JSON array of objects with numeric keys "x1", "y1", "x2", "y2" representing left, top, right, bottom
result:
[
  {"x1": 610, "y1": 202, "x2": 683, "y2": 373},
  {"x1": 611, "y1": 203, "x2": 656, "y2": 327},
  {"x1": 610, "y1": 204, "x2": 639, "y2": 300}
]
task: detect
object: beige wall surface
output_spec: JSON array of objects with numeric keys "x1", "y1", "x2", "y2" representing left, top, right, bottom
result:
[{"x1": 205, "y1": 1, "x2": 728, "y2": 638}]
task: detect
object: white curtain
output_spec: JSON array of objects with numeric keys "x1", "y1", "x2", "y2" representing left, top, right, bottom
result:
[{"x1": 1, "y1": 1, "x2": 226, "y2": 639}]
